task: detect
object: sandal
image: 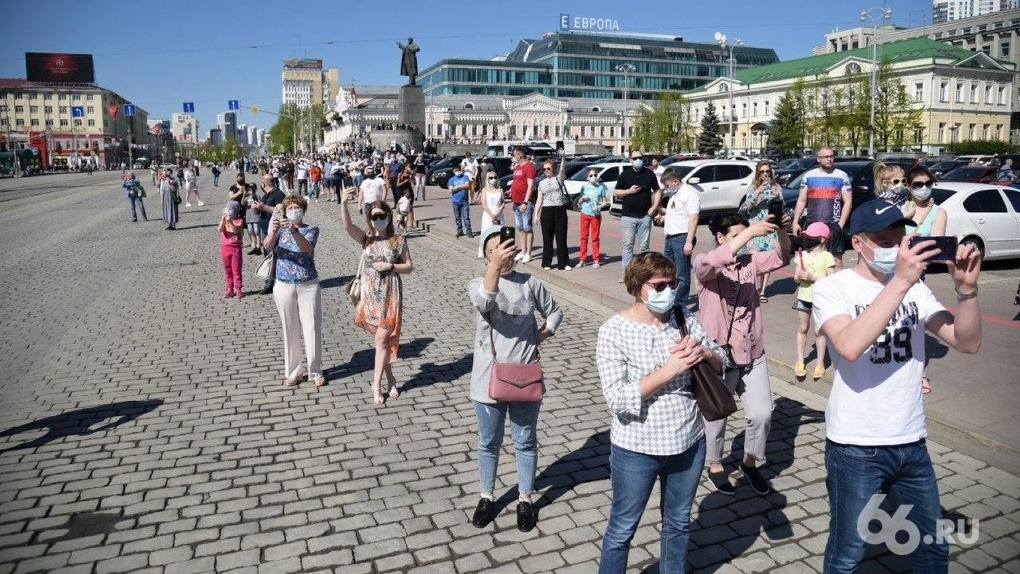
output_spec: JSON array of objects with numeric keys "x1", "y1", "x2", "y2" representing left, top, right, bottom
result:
[
  {"x1": 921, "y1": 375, "x2": 932, "y2": 395},
  {"x1": 313, "y1": 374, "x2": 327, "y2": 387},
  {"x1": 284, "y1": 374, "x2": 302, "y2": 387},
  {"x1": 759, "y1": 294, "x2": 769, "y2": 303},
  {"x1": 373, "y1": 388, "x2": 385, "y2": 405},
  {"x1": 812, "y1": 365, "x2": 826, "y2": 380},
  {"x1": 794, "y1": 362, "x2": 807, "y2": 378},
  {"x1": 388, "y1": 385, "x2": 400, "y2": 400}
]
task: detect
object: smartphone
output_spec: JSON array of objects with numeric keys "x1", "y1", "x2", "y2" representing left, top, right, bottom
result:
[
  {"x1": 500, "y1": 226, "x2": 516, "y2": 244},
  {"x1": 909, "y1": 235, "x2": 958, "y2": 261},
  {"x1": 768, "y1": 198, "x2": 785, "y2": 223}
]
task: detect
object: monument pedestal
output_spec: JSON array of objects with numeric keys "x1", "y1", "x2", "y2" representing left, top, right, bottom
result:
[{"x1": 368, "y1": 84, "x2": 425, "y2": 154}]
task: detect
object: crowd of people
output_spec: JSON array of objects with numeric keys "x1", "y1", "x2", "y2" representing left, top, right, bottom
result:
[{"x1": 112, "y1": 144, "x2": 986, "y2": 572}]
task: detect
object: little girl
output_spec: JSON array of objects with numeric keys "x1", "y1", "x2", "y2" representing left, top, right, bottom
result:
[
  {"x1": 396, "y1": 189, "x2": 413, "y2": 233},
  {"x1": 577, "y1": 168, "x2": 609, "y2": 268},
  {"x1": 876, "y1": 164, "x2": 908, "y2": 206},
  {"x1": 793, "y1": 222, "x2": 836, "y2": 380},
  {"x1": 218, "y1": 200, "x2": 245, "y2": 299}
]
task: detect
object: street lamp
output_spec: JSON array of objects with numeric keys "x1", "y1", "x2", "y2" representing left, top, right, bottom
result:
[
  {"x1": 715, "y1": 32, "x2": 742, "y2": 156},
  {"x1": 861, "y1": 7, "x2": 892, "y2": 157},
  {"x1": 615, "y1": 63, "x2": 635, "y2": 156}
]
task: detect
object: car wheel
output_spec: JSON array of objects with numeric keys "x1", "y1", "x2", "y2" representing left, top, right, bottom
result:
[{"x1": 960, "y1": 236, "x2": 984, "y2": 258}]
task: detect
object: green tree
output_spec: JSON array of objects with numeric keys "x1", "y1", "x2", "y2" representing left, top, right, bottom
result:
[
  {"x1": 767, "y1": 80, "x2": 807, "y2": 155},
  {"x1": 632, "y1": 92, "x2": 695, "y2": 153},
  {"x1": 697, "y1": 103, "x2": 724, "y2": 156},
  {"x1": 945, "y1": 139, "x2": 1014, "y2": 155},
  {"x1": 872, "y1": 61, "x2": 924, "y2": 152}
]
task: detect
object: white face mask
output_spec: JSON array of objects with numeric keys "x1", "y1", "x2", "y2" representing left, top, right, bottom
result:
[
  {"x1": 911, "y1": 185, "x2": 932, "y2": 201},
  {"x1": 587, "y1": 176, "x2": 598, "y2": 183},
  {"x1": 372, "y1": 217, "x2": 389, "y2": 230},
  {"x1": 861, "y1": 240, "x2": 899, "y2": 275},
  {"x1": 644, "y1": 285, "x2": 677, "y2": 314},
  {"x1": 286, "y1": 209, "x2": 303, "y2": 222}
]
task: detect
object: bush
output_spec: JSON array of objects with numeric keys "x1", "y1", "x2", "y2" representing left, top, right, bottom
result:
[{"x1": 944, "y1": 139, "x2": 1015, "y2": 155}]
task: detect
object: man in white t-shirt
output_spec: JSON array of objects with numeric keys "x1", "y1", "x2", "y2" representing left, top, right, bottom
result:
[
  {"x1": 812, "y1": 199, "x2": 982, "y2": 573},
  {"x1": 655, "y1": 168, "x2": 699, "y2": 306},
  {"x1": 357, "y1": 165, "x2": 387, "y2": 215},
  {"x1": 295, "y1": 161, "x2": 309, "y2": 196},
  {"x1": 461, "y1": 152, "x2": 480, "y2": 204}
]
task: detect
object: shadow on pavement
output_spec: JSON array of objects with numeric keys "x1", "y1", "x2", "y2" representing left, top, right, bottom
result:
[
  {"x1": 319, "y1": 274, "x2": 355, "y2": 290},
  {"x1": 402, "y1": 352, "x2": 471, "y2": 392},
  {"x1": 324, "y1": 337, "x2": 438, "y2": 384},
  {"x1": 0, "y1": 399, "x2": 163, "y2": 454}
]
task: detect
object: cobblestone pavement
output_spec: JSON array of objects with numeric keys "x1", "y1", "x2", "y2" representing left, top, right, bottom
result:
[{"x1": 0, "y1": 171, "x2": 1018, "y2": 573}]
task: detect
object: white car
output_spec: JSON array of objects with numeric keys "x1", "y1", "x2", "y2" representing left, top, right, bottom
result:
[
  {"x1": 953, "y1": 155, "x2": 995, "y2": 165},
  {"x1": 931, "y1": 182, "x2": 1020, "y2": 261},
  {"x1": 612, "y1": 159, "x2": 757, "y2": 215}
]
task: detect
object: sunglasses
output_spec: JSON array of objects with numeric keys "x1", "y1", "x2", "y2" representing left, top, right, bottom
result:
[
  {"x1": 370, "y1": 213, "x2": 388, "y2": 221},
  {"x1": 883, "y1": 178, "x2": 905, "y2": 185},
  {"x1": 644, "y1": 279, "x2": 678, "y2": 292},
  {"x1": 543, "y1": 168, "x2": 554, "y2": 172},
  {"x1": 910, "y1": 180, "x2": 932, "y2": 189},
  {"x1": 760, "y1": 170, "x2": 772, "y2": 174}
]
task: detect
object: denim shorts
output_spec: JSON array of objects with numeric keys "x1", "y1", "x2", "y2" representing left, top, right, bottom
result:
[
  {"x1": 792, "y1": 299, "x2": 813, "y2": 312},
  {"x1": 513, "y1": 202, "x2": 534, "y2": 232}
]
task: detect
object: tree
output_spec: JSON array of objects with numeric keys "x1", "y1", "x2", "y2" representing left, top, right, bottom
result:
[
  {"x1": 872, "y1": 61, "x2": 924, "y2": 152},
  {"x1": 632, "y1": 92, "x2": 695, "y2": 153},
  {"x1": 767, "y1": 80, "x2": 808, "y2": 155},
  {"x1": 697, "y1": 103, "x2": 724, "y2": 156},
  {"x1": 945, "y1": 139, "x2": 1014, "y2": 155}
]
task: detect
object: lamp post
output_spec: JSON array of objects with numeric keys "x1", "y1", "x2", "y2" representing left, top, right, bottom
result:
[
  {"x1": 615, "y1": 63, "x2": 635, "y2": 156},
  {"x1": 715, "y1": 32, "x2": 742, "y2": 156},
  {"x1": 861, "y1": 7, "x2": 892, "y2": 158}
]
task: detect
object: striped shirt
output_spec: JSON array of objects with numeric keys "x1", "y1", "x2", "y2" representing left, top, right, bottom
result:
[{"x1": 596, "y1": 309, "x2": 728, "y2": 456}]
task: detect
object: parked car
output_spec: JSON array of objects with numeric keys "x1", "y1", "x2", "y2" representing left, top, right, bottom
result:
[
  {"x1": 611, "y1": 159, "x2": 756, "y2": 216},
  {"x1": 930, "y1": 182, "x2": 1020, "y2": 260},
  {"x1": 427, "y1": 155, "x2": 467, "y2": 188},
  {"x1": 953, "y1": 155, "x2": 995, "y2": 165},
  {"x1": 564, "y1": 161, "x2": 628, "y2": 210},
  {"x1": 929, "y1": 160, "x2": 969, "y2": 179},
  {"x1": 937, "y1": 165, "x2": 999, "y2": 184}
]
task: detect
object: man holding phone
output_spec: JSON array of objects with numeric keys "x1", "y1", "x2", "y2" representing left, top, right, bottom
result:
[{"x1": 812, "y1": 199, "x2": 982, "y2": 572}]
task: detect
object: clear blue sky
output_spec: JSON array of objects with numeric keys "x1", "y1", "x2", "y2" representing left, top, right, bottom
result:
[{"x1": 1, "y1": 0, "x2": 934, "y2": 135}]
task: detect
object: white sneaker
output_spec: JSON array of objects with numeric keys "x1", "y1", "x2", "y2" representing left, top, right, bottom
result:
[
  {"x1": 185, "y1": 202, "x2": 192, "y2": 208},
  {"x1": 593, "y1": 262, "x2": 601, "y2": 269},
  {"x1": 197, "y1": 201, "x2": 205, "y2": 206},
  {"x1": 522, "y1": 254, "x2": 532, "y2": 263},
  {"x1": 543, "y1": 266, "x2": 552, "y2": 271},
  {"x1": 514, "y1": 253, "x2": 525, "y2": 261},
  {"x1": 562, "y1": 265, "x2": 572, "y2": 271}
]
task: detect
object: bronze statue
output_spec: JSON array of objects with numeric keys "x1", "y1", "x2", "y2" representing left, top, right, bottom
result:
[{"x1": 397, "y1": 37, "x2": 419, "y2": 86}]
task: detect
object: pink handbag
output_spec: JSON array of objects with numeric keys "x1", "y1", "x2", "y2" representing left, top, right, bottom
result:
[{"x1": 486, "y1": 316, "x2": 544, "y2": 402}]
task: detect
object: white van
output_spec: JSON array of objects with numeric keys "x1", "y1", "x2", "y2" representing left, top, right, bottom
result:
[{"x1": 485, "y1": 140, "x2": 574, "y2": 158}]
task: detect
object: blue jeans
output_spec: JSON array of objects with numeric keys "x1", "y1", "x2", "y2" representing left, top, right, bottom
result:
[
  {"x1": 353, "y1": 174, "x2": 363, "y2": 188},
  {"x1": 474, "y1": 400, "x2": 542, "y2": 496},
  {"x1": 213, "y1": 173, "x2": 220, "y2": 186},
  {"x1": 663, "y1": 233, "x2": 692, "y2": 305},
  {"x1": 599, "y1": 438, "x2": 706, "y2": 574},
  {"x1": 513, "y1": 201, "x2": 534, "y2": 233},
  {"x1": 452, "y1": 196, "x2": 472, "y2": 235},
  {"x1": 824, "y1": 439, "x2": 948, "y2": 573},
  {"x1": 307, "y1": 181, "x2": 320, "y2": 199},
  {"x1": 619, "y1": 215, "x2": 652, "y2": 276},
  {"x1": 128, "y1": 195, "x2": 147, "y2": 221}
]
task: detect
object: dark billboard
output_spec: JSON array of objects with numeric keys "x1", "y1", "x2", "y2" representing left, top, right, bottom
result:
[{"x1": 26, "y1": 53, "x2": 95, "y2": 83}]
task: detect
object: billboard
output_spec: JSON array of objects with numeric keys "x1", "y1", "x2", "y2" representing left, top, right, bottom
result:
[{"x1": 25, "y1": 53, "x2": 95, "y2": 83}]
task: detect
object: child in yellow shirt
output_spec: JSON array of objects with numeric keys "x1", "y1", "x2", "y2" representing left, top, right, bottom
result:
[{"x1": 793, "y1": 222, "x2": 836, "y2": 379}]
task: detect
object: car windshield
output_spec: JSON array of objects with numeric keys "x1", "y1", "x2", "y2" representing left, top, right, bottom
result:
[
  {"x1": 931, "y1": 188, "x2": 956, "y2": 206},
  {"x1": 940, "y1": 167, "x2": 987, "y2": 181}
]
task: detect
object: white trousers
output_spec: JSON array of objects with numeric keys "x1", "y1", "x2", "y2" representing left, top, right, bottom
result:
[{"x1": 272, "y1": 280, "x2": 322, "y2": 379}]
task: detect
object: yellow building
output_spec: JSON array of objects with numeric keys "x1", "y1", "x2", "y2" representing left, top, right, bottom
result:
[{"x1": 683, "y1": 37, "x2": 1016, "y2": 156}]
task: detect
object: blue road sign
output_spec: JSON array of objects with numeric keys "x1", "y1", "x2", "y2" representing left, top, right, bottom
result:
[
  {"x1": 123, "y1": 104, "x2": 137, "y2": 117},
  {"x1": 183, "y1": 102, "x2": 195, "y2": 114},
  {"x1": 228, "y1": 100, "x2": 239, "y2": 111},
  {"x1": 71, "y1": 106, "x2": 85, "y2": 118}
]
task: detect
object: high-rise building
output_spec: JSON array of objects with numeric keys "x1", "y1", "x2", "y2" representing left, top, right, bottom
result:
[
  {"x1": 933, "y1": 0, "x2": 1018, "y2": 23},
  {"x1": 281, "y1": 59, "x2": 339, "y2": 107},
  {"x1": 217, "y1": 112, "x2": 237, "y2": 142}
]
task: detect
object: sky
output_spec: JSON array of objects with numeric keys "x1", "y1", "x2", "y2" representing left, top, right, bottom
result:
[{"x1": 0, "y1": 0, "x2": 937, "y2": 136}]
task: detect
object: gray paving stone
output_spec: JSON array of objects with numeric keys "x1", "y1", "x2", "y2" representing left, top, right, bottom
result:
[{"x1": 94, "y1": 553, "x2": 149, "y2": 574}]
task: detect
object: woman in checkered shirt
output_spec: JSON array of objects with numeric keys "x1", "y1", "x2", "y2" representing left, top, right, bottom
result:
[{"x1": 596, "y1": 251, "x2": 728, "y2": 573}]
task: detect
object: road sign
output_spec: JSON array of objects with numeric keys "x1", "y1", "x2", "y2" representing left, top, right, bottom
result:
[
  {"x1": 250, "y1": 105, "x2": 260, "y2": 115},
  {"x1": 228, "y1": 100, "x2": 239, "y2": 111},
  {"x1": 71, "y1": 106, "x2": 85, "y2": 118},
  {"x1": 183, "y1": 102, "x2": 195, "y2": 114},
  {"x1": 123, "y1": 104, "x2": 136, "y2": 117}
]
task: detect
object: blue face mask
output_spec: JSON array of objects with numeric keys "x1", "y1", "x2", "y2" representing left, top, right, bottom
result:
[
  {"x1": 644, "y1": 285, "x2": 676, "y2": 314},
  {"x1": 862, "y1": 241, "x2": 899, "y2": 274},
  {"x1": 632, "y1": 159, "x2": 644, "y2": 170}
]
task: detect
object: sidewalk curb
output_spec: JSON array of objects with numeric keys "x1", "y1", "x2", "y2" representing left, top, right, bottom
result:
[{"x1": 412, "y1": 217, "x2": 1020, "y2": 476}]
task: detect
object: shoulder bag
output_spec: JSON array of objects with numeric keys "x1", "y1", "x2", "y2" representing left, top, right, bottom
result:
[
  {"x1": 347, "y1": 246, "x2": 366, "y2": 306},
  {"x1": 255, "y1": 248, "x2": 276, "y2": 280},
  {"x1": 486, "y1": 312, "x2": 544, "y2": 402},
  {"x1": 719, "y1": 273, "x2": 746, "y2": 371},
  {"x1": 672, "y1": 306, "x2": 737, "y2": 422}
]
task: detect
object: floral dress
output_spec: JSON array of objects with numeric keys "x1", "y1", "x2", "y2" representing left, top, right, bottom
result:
[
  {"x1": 743, "y1": 182, "x2": 779, "y2": 252},
  {"x1": 355, "y1": 235, "x2": 406, "y2": 359}
]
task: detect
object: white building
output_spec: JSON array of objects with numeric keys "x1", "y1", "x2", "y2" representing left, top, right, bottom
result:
[
  {"x1": 934, "y1": 0, "x2": 1018, "y2": 23},
  {"x1": 170, "y1": 113, "x2": 198, "y2": 144}
]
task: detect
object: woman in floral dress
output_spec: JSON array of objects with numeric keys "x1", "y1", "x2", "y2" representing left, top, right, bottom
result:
[
  {"x1": 741, "y1": 161, "x2": 782, "y2": 302},
  {"x1": 341, "y1": 193, "x2": 414, "y2": 405}
]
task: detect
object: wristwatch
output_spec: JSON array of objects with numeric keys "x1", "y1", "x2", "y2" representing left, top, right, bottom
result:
[{"x1": 955, "y1": 287, "x2": 978, "y2": 302}]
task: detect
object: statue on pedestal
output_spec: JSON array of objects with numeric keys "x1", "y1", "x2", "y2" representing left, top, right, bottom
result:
[{"x1": 397, "y1": 38, "x2": 420, "y2": 86}]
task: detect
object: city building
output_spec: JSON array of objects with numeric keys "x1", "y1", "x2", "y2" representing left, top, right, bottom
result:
[
  {"x1": 208, "y1": 127, "x2": 223, "y2": 147},
  {"x1": 0, "y1": 79, "x2": 150, "y2": 169},
  {"x1": 217, "y1": 112, "x2": 237, "y2": 142},
  {"x1": 933, "y1": 0, "x2": 1018, "y2": 23},
  {"x1": 171, "y1": 113, "x2": 199, "y2": 145},
  {"x1": 282, "y1": 59, "x2": 339, "y2": 107},
  {"x1": 324, "y1": 31, "x2": 779, "y2": 155},
  {"x1": 683, "y1": 37, "x2": 1016, "y2": 156}
]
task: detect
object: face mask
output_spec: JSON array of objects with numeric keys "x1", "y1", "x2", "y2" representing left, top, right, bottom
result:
[
  {"x1": 861, "y1": 241, "x2": 899, "y2": 275},
  {"x1": 912, "y1": 186, "x2": 932, "y2": 201},
  {"x1": 587, "y1": 176, "x2": 598, "y2": 183},
  {"x1": 487, "y1": 178, "x2": 497, "y2": 183},
  {"x1": 632, "y1": 159, "x2": 644, "y2": 170},
  {"x1": 286, "y1": 209, "x2": 303, "y2": 222},
  {"x1": 644, "y1": 285, "x2": 677, "y2": 314},
  {"x1": 372, "y1": 218, "x2": 389, "y2": 230},
  {"x1": 801, "y1": 237, "x2": 822, "y2": 250}
]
